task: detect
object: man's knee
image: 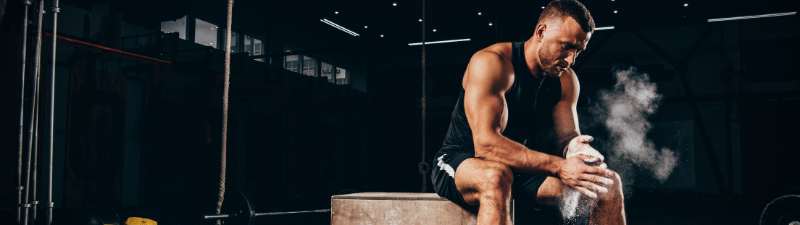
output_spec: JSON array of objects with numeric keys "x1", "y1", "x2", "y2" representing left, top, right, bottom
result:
[
  {"x1": 601, "y1": 171, "x2": 624, "y2": 201},
  {"x1": 477, "y1": 162, "x2": 513, "y2": 197}
]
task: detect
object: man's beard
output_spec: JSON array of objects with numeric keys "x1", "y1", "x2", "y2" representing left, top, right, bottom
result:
[{"x1": 538, "y1": 46, "x2": 562, "y2": 78}]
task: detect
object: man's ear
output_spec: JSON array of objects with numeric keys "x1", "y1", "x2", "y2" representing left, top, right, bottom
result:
[{"x1": 535, "y1": 24, "x2": 546, "y2": 42}]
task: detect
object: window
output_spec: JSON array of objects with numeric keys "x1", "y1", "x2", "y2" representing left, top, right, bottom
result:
[
  {"x1": 245, "y1": 35, "x2": 266, "y2": 62},
  {"x1": 302, "y1": 56, "x2": 317, "y2": 76},
  {"x1": 228, "y1": 31, "x2": 240, "y2": 53},
  {"x1": 244, "y1": 35, "x2": 252, "y2": 54},
  {"x1": 160, "y1": 16, "x2": 187, "y2": 40},
  {"x1": 254, "y1": 39, "x2": 262, "y2": 55},
  {"x1": 284, "y1": 49, "x2": 300, "y2": 73},
  {"x1": 335, "y1": 67, "x2": 348, "y2": 85},
  {"x1": 195, "y1": 18, "x2": 218, "y2": 48},
  {"x1": 321, "y1": 62, "x2": 334, "y2": 82}
]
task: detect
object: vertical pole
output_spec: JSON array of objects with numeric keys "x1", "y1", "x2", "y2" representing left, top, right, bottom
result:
[
  {"x1": 419, "y1": 0, "x2": 427, "y2": 193},
  {"x1": 17, "y1": 1, "x2": 32, "y2": 224},
  {"x1": 22, "y1": 1, "x2": 45, "y2": 224},
  {"x1": 46, "y1": 1, "x2": 60, "y2": 224},
  {"x1": 216, "y1": 0, "x2": 233, "y2": 224},
  {"x1": 30, "y1": 89, "x2": 40, "y2": 225}
]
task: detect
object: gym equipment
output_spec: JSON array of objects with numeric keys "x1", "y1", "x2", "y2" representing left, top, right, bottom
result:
[
  {"x1": 760, "y1": 195, "x2": 800, "y2": 225},
  {"x1": 201, "y1": 191, "x2": 330, "y2": 225}
]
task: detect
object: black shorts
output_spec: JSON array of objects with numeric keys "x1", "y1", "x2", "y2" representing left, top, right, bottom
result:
[{"x1": 430, "y1": 148, "x2": 548, "y2": 209}]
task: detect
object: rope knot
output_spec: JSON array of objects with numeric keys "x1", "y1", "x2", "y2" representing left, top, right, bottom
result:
[{"x1": 417, "y1": 162, "x2": 429, "y2": 175}]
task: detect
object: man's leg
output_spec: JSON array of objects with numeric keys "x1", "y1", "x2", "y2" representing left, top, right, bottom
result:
[
  {"x1": 535, "y1": 173, "x2": 626, "y2": 225},
  {"x1": 454, "y1": 158, "x2": 514, "y2": 225}
]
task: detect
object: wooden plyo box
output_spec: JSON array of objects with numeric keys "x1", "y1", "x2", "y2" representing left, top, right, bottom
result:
[{"x1": 331, "y1": 192, "x2": 477, "y2": 225}]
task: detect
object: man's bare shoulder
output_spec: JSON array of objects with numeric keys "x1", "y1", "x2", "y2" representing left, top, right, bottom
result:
[
  {"x1": 463, "y1": 43, "x2": 515, "y2": 91},
  {"x1": 558, "y1": 68, "x2": 580, "y2": 101},
  {"x1": 472, "y1": 42, "x2": 513, "y2": 63}
]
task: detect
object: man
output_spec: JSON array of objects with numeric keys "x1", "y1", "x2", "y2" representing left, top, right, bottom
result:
[{"x1": 430, "y1": 0, "x2": 626, "y2": 224}]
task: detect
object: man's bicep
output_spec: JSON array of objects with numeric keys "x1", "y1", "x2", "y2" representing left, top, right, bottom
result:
[
  {"x1": 553, "y1": 69, "x2": 581, "y2": 156},
  {"x1": 462, "y1": 52, "x2": 512, "y2": 145},
  {"x1": 464, "y1": 86, "x2": 506, "y2": 138},
  {"x1": 552, "y1": 101, "x2": 579, "y2": 140}
]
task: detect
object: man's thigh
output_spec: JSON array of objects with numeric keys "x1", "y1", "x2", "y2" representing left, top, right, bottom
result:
[{"x1": 453, "y1": 158, "x2": 561, "y2": 206}]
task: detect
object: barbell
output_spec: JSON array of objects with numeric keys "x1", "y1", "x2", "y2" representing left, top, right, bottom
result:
[
  {"x1": 760, "y1": 195, "x2": 800, "y2": 225},
  {"x1": 202, "y1": 191, "x2": 330, "y2": 225}
]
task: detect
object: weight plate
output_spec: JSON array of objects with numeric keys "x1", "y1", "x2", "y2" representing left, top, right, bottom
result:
[
  {"x1": 760, "y1": 195, "x2": 800, "y2": 225},
  {"x1": 222, "y1": 191, "x2": 256, "y2": 225}
]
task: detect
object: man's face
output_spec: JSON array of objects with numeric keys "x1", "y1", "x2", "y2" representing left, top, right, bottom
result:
[{"x1": 537, "y1": 17, "x2": 591, "y2": 78}]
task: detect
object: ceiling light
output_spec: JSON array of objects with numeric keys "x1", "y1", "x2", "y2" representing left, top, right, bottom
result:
[
  {"x1": 478, "y1": 12, "x2": 482, "y2": 16},
  {"x1": 408, "y1": 38, "x2": 471, "y2": 46},
  {"x1": 541, "y1": 6, "x2": 545, "y2": 9},
  {"x1": 419, "y1": 19, "x2": 423, "y2": 22},
  {"x1": 611, "y1": 0, "x2": 614, "y2": 1},
  {"x1": 684, "y1": 3, "x2": 688, "y2": 7},
  {"x1": 335, "y1": 11, "x2": 339, "y2": 14},
  {"x1": 489, "y1": 22, "x2": 493, "y2": 26},
  {"x1": 320, "y1": 18, "x2": 360, "y2": 36},
  {"x1": 595, "y1": 26, "x2": 614, "y2": 31},
  {"x1": 614, "y1": 10, "x2": 618, "y2": 13},
  {"x1": 393, "y1": 2, "x2": 397, "y2": 6},
  {"x1": 708, "y1": 11, "x2": 796, "y2": 22},
  {"x1": 433, "y1": 29, "x2": 437, "y2": 32},
  {"x1": 381, "y1": 34, "x2": 384, "y2": 37},
  {"x1": 364, "y1": 25, "x2": 368, "y2": 28}
]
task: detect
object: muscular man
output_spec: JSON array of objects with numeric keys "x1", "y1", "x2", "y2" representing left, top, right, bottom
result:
[{"x1": 430, "y1": 0, "x2": 625, "y2": 224}]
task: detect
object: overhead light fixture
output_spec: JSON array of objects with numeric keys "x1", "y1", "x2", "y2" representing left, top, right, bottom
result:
[
  {"x1": 614, "y1": 10, "x2": 618, "y2": 13},
  {"x1": 478, "y1": 12, "x2": 482, "y2": 16},
  {"x1": 708, "y1": 11, "x2": 796, "y2": 22},
  {"x1": 489, "y1": 22, "x2": 493, "y2": 26},
  {"x1": 364, "y1": 25, "x2": 368, "y2": 28},
  {"x1": 541, "y1": 6, "x2": 545, "y2": 9},
  {"x1": 393, "y1": 2, "x2": 397, "y2": 6},
  {"x1": 683, "y1": 3, "x2": 688, "y2": 7},
  {"x1": 433, "y1": 29, "x2": 437, "y2": 32},
  {"x1": 381, "y1": 34, "x2": 384, "y2": 37},
  {"x1": 335, "y1": 11, "x2": 339, "y2": 14},
  {"x1": 419, "y1": 19, "x2": 423, "y2": 22},
  {"x1": 595, "y1": 26, "x2": 614, "y2": 31},
  {"x1": 408, "y1": 38, "x2": 471, "y2": 46},
  {"x1": 320, "y1": 18, "x2": 360, "y2": 36}
]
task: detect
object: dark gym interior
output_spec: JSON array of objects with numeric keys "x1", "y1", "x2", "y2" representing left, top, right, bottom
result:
[{"x1": 1, "y1": 0, "x2": 799, "y2": 224}]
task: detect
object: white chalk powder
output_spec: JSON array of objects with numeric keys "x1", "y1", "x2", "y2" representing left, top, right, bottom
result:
[
  {"x1": 559, "y1": 66, "x2": 679, "y2": 220},
  {"x1": 595, "y1": 66, "x2": 678, "y2": 182}
]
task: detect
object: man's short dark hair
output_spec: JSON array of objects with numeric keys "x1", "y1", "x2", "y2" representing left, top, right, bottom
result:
[{"x1": 538, "y1": 0, "x2": 595, "y2": 33}]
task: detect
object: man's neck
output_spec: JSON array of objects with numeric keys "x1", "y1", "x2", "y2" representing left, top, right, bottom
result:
[{"x1": 523, "y1": 39, "x2": 544, "y2": 78}]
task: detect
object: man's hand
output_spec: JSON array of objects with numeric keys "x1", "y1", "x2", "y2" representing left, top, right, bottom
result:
[
  {"x1": 556, "y1": 154, "x2": 615, "y2": 199},
  {"x1": 565, "y1": 135, "x2": 607, "y2": 169}
]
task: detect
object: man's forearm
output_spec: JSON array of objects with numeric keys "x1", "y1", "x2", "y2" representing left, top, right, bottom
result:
[{"x1": 474, "y1": 133, "x2": 564, "y2": 177}]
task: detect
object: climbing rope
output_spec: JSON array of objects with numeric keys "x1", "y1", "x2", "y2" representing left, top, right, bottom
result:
[
  {"x1": 215, "y1": 0, "x2": 233, "y2": 224},
  {"x1": 418, "y1": 0, "x2": 428, "y2": 193}
]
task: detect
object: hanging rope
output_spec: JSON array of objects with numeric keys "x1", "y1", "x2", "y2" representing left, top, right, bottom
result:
[
  {"x1": 418, "y1": 0, "x2": 429, "y2": 193},
  {"x1": 216, "y1": 0, "x2": 233, "y2": 224}
]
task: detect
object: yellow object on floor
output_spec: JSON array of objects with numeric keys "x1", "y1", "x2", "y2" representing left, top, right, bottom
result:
[{"x1": 125, "y1": 217, "x2": 157, "y2": 225}]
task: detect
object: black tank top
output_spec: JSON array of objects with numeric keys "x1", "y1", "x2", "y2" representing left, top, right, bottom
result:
[{"x1": 440, "y1": 42, "x2": 563, "y2": 155}]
